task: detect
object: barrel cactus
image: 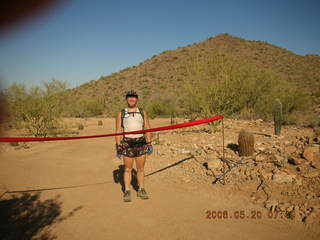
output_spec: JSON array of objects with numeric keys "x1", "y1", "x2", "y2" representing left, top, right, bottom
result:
[{"x1": 238, "y1": 129, "x2": 255, "y2": 156}]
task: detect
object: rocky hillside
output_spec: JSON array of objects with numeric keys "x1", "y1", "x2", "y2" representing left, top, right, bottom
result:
[{"x1": 65, "y1": 33, "x2": 320, "y2": 104}]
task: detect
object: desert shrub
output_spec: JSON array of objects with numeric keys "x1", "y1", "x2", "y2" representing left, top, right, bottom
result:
[
  {"x1": 9, "y1": 142, "x2": 19, "y2": 147},
  {"x1": 78, "y1": 123, "x2": 84, "y2": 130},
  {"x1": 3, "y1": 83, "x2": 28, "y2": 128},
  {"x1": 145, "y1": 96, "x2": 177, "y2": 118},
  {"x1": 4, "y1": 79, "x2": 67, "y2": 136},
  {"x1": 181, "y1": 53, "x2": 313, "y2": 125},
  {"x1": 98, "y1": 120, "x2": 103, "y2": 126},
  {"x1": 66, "y1": 98, "x2": 104, "y2": 117}
]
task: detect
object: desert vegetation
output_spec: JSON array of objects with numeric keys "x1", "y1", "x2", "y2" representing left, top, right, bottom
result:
[
  {"x1": 180, "y1": 53, "x2": 314, "y2": 125},
  {"x1": 3, "y1": 79, "x2": 67, "y2": 136},
  {"x1": 1, "y1": 34, "x2": 319, "y2": 137}
]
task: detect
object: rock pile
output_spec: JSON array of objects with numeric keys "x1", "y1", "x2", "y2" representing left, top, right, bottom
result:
[{"x1": 148, "y1": 118, "x2": 320, "y2": 225}]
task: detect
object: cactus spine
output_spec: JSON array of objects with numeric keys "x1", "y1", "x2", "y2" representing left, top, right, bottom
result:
[
  {"x1": 238, "y1": 129, "x2": 255, "y2": 156},
  {"x1": 273, "y1": 98, "x2": 282, "y2": 135}
]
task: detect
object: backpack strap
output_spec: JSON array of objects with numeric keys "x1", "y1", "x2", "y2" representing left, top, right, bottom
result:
[
  {"x1": 138, "y1": 107, "x2": 144, "y2": 119},
  {"x1": 120, "y1": 108, "x2": 126, "y2": 128},
  {"x1": 138, "y1": 107, "x2": 145, "y2": 129},
  {"x1": 121, "y1": 107, "x2": 145, "y2": 129}
]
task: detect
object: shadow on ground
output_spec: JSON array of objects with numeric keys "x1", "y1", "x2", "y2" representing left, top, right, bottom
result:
[
  {"x1": 112, "y1": 156, "x2": 195, "y2": 193},
  {"x1": 0, "y1": 192, "x2": 82, "y2": 240},
  {"x1": 113, "y1": 164, "x2": 139, "y2": 193},
  {"x1": 227, "y1": 143, "x2": 239, "y2": 153}
]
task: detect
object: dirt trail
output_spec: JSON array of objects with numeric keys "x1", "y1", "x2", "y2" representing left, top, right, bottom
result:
[{"x1": 0, "y1": 118, "x2": 319, "y2": 240}]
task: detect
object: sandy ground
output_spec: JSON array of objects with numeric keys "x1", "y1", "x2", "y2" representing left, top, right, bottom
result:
[{"x1": 0, "y1": 117, "x2": 319, "y2": 240}]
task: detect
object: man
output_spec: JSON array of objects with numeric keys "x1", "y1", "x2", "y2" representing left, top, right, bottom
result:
[{"x1": 115, "y1": 90, "x2": 153, "y2": 202}]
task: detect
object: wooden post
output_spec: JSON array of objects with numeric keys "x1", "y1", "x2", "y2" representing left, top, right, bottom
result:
[{"x1": 222, "y1": 117, "x2": 225, "y2": 161}]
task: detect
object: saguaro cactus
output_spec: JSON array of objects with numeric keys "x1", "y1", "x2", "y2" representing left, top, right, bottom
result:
[
  {"x1": 170, "y1": 112, "x2": 176, "y2": 125},
  {"x1": 273, "y1": 98, "x2": 282, "y2": 135},
  {"x1": 238, "y1": 129, "x2": 255, "y2": 156}
]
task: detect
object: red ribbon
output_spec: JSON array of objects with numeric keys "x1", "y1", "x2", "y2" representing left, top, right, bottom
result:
[{"x1": 0, "y1": 115, "x2": 224, "y2": 142}]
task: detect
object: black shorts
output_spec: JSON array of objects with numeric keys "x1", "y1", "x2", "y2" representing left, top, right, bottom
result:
[{"x1": 120, "y1": 136, "x2": 149, "y2": 157}]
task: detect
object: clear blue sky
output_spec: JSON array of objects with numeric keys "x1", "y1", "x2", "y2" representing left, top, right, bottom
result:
[{"x1": 0, "y1": 0, "x2": 319, "y2": 91}]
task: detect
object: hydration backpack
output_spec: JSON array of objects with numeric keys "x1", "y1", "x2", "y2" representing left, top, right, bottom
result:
[{"x1": 120, "y1": 107, "x2": 145, "y2": 129}]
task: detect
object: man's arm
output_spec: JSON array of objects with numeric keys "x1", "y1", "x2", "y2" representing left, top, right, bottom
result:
[
  {"x1": 143, "y1": 110, "x2": 152, "y2": 143},
  {"x1": 115, "y1": 112, "x2": 123, "y2": 145}
]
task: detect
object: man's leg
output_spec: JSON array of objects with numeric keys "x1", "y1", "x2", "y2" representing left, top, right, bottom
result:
[
  {"x1": 135, "y1": 154, "x2": 146, "y2": 189},
  {"x1": 123, "y1": 155, "x2": 134, "y2": 191}
]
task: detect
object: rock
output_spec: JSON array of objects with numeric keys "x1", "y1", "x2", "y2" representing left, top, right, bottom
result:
[
  {"x1": 286, "y1": 205, "x2": 294, "y2": 212},
  {"x1": 255, "y1": 153, "x2": 268, "y2": 162},
  {"x1": 310, "y1": 152, "x2": 320, "y2": 168},
  {"x1": 261, "y1": 172, "x2": 273, "y2": 180},
  {"x1": 272, "y1": 168, "x2": 279, "y2": 174},
  {"x1": 206, "y1": 152, "x2": 222, "y2": 170},
  {"x1": 206, "y1": 152, "x2": 218, "y2": 159},
  {"x1": 271, "y1": 154, "x2": 288, "y2": 167},
  {"x1": 203, "y1": 144, "x2": 215, "y2": 151},
  {"x1": 305, "y1": 193, "x2": 313, "y2": 200},
  {"x1": 303, "y1": 168, "x2": 320, "y2": 178},
  {"x1": 192, "y1": 144, "x2": 199, "y2": 150},
  {"x1": 312, "y1": 137, "x2": 320, "y2": 144},
  {"x1": 303, "y1": 145, "x2": 320, "y2": 161},
  {"x1": 288, "y1": 157, "x2": 303, "y2": 165},
  {"x1": 278, "y1": 203, "x2": 290, "y2": 212},
  {"x1": 265, "y1": 199, "x2": 278, "y2": 212},
  {"x1": 207, "y1": 158, "x2": 222, "y2": 170},
  {"x1": 312, "y1": 205, "x2": 320, "y2": 216},
  {"x1": 292, "y1": 206, "x2": 302, "y2": 222},
  {"x1": 303, "y1": 214, "x2": 315, "y2": 224},
  {"x1": 299, "y1": 136, "x2": 310, "y2": 144},
  {"x1": 181, "y1": 149, "x2": 191, "y2": 154},
  {"x1": 284, "y1": 141, "x2": 291, "y2": 146},
  {"x1": 293, "y1": 177, "x2": 303, "y2": 185},
  {"x1": 306, "y1": 207, "x2": 313, "y2": 214},
  {"x1": 272, "y1": 172, "x2": 296, "y2": 183},
  {"x1": 255, "y1": 119, "x2": 263, "y2": 124},
  {"x1": 285, "y1": 145, "x2": 298, "y2": 155},
  {"x1": 287, "y1": 210, "x2": 296, "y2": 220}
]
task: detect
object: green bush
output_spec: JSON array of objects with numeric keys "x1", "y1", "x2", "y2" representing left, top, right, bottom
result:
[
  {"x1": 181, "y1": 53, "x2": 313, "y2": 125},
  {"x1": 65, "y1": 98, "x2": 104, "y2": 117},
  {"x1": 4, "y1": 79, "x2": 68, "y2": 136},
  {"x1": 145, "y1": 97, "x2": 177, "y2": 118}
]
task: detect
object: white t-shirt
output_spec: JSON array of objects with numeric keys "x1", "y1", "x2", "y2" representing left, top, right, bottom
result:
[{"x1": 122, "y1": 107, "x2": 144, "y2": 138}]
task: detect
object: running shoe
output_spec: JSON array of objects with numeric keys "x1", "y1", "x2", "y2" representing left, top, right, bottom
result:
[
  {"x1": 137, "y1": 188, "x2": 149, "y2": 199},
  {"x1": 123, "y1": 190, "x2": 131, "y2": 202}
]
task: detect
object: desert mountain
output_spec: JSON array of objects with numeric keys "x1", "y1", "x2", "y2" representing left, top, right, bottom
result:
[{"x1": 65, "y1": 33, "x2": 320, "y2": 117}]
